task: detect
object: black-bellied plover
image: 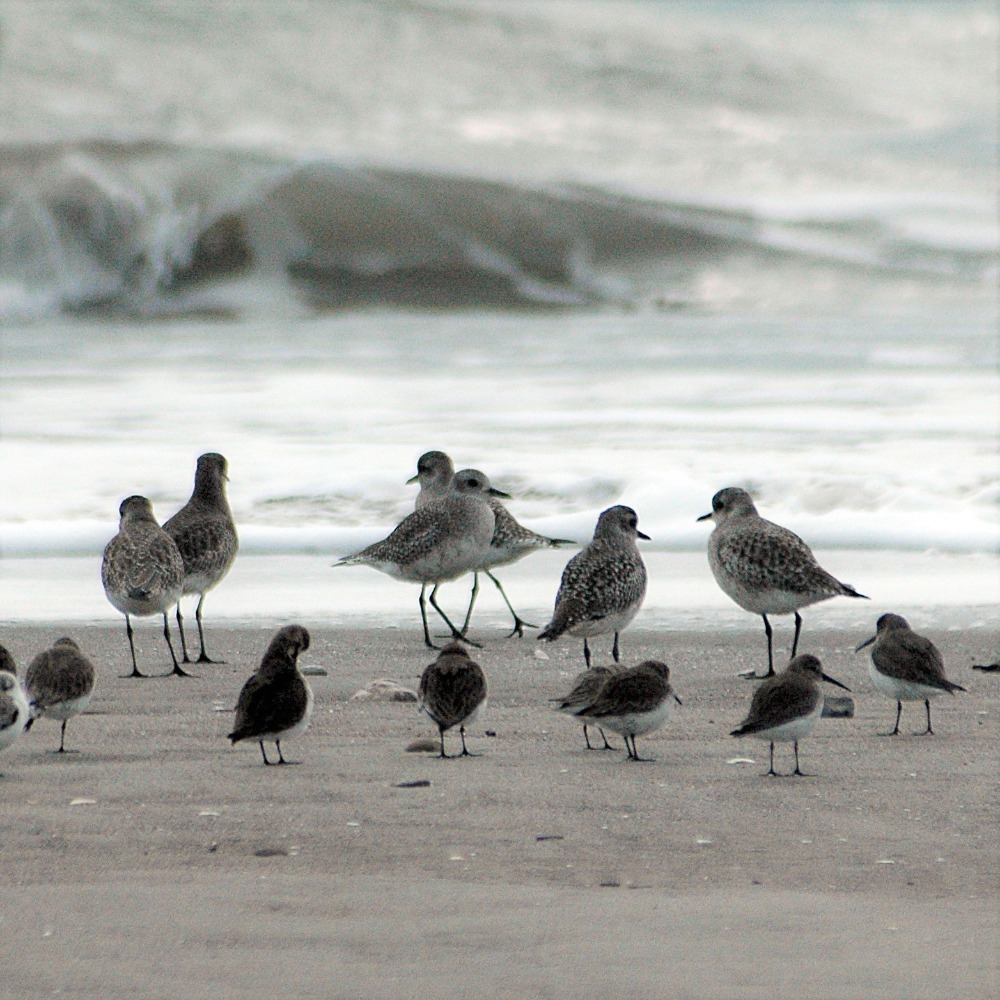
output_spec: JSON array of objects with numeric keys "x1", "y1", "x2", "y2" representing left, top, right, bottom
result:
[
  {"x1": 551, "y1": 665, "x2": 622, "y2": 750},
  {"x1": 23, "y1": 637, "x2": 96, "y2": 753},
  {"x1": 570, "y1": 660, "x2": 680, "y2": 761},
  {"x1": 538, "y1": 505, "x2": 648, "y2": 667},
  {"x1": 698, "y1": 487, "x2": 868, "y2": 678},
  {"x1": 101, "y1": 495, "x2": 187, "y2": 678},
  {"x1": 409, "y1": 450, "x2": 574, "y2": 638},
  {"x1": 0, "y1": 668, "x2": 29, "y2": 762},
  {"x1": 164, "y1": 452, "x2": 239, "y2": 665},
  {"x1": 228, "y1": 624, "x2": 313, "y2": 765},
  {"x1": 731, "y1": 653, "x2": 851, "y2": 776},
  {"x1": 338, "y1": 469, "x2": 505, "y2": 648},
  {"x1": 856, "y1": 613, "x2": 965, "y2": 736},
  {"x1": 418, "y1": 641, "x2": 488, "y2": 758}
]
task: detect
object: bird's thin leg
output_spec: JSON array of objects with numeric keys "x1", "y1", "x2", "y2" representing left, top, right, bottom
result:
[
  {"x1": 458, "y1": 725, "x2": 479, "y2": 757},
  {"x1": 760, "y1": 614, "x2": 775, "y2": 678},
  {"x1": 791, "y1": 611, "x2": 803, "y2": 658},
  {"x1": 878, "y1": 701, "x2": 903, "y2": 737},
  {"x1": 765, "y1": 741, "x2": 779, "y2": 776},
  {"x1": 121, "y1": 615, "x2": 147, "y2": 678},
  {"x1": 627, "y1": 734, "x2": 655, "y2": 762},
  {"x1": 919, "y1": 699, "x2": 934, "y2": 736},
  {"x1": 437, "y1": 728, "x2": 450, "y2": 758},
  {"x1": 792, "y1": 741, "x2": 811, "y2": 777},
  {"x1": 176, "y1": 602, "x2": 192, "y2": 663},
  {"x1": 430, "y1": 585, "x2": 482, "y2": 647},
  {"x1": 612, "y1": 632, "x2": 620, "y2": 663},
  {"x1": 57, "y1": 720, "x2": 67, "y2": 753},
  {"x1": 583, "y1": 723, "x2": 594, "y2": 750},
  {"x1": 486, "y1": 571, "x2": 537, "y2": 637},
  {"x1": 598, "y1": 727, "x2": 618, "y2": 751},
  {"x1": 195, "y1": 592, "x2": 220, "y2": 663},
  {"x1": 459, "y1": 573, "x2": 481, "y2": 636},
  {"x1": 583, "y1": 638, "x2": 592, "y2": 667},
  {"x1": 259, "y1": 742, "x2": 272, "y2": 765},
  {"x1": 419, "y1": 584, "x2": 438, "y2": 649},
  {"x1": 165, "y1": 612, "x2": 194, "y2": 677}
]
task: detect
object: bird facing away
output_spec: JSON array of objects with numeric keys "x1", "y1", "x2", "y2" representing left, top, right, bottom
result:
[
  {"x1": 538, "y1": 505, "x2": 649, "y2": 667},
  {"x1": 856, "y1": 613, "x2": 966, "y2": 736},
  {"x1": 23, "y1": 637, "x2": 96, "y2": 753},
  {"x1": 338, "y1": 469, "x2": 506, "y2": 649},
  {"x1": 551, "y1": 665, "x2": 623, "y2": 750},
  {"x1": 571, "y1": 660, "x2": 681, "y2": 761},
  {"x1": 0, "y1": 670, "x2": 30, "y2": 761},
  {"x1": 163, "y1": 452, "x2": 239, "y2": 665},
  {"x1": 228, "y1": 625, "x2": 313, "y2": 765},
  {"x1": 418, "y1": 641, "x2": 488, "y2": 758},
  {"x1": 408, "y1": 450, "x2": 575, "y2": 639},
  {"x1": 698, "y1": 487, "x2": 868, "y2": 679},
  {"x1": 101, "y1": 495, "x2": 187, "y2": 678},
  {"x1": 731, "y1": 653, "x2": 851, "y2": 776}
]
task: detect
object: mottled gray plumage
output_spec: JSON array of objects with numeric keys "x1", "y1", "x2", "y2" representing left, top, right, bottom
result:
[
  {"x1": 228, "y1": 625, "x2": 313, "y2": 765},
  {"x1": 572, "y1": 660, "x2": 681, "y2": 761},
  {"x1": 699, "y1": 487, "x2": 867, "y2": 678},
  {"x1": 418, "y1": 641, "x2": 488, "y2": 758},
  {"x1": 0, "y1": 670, "x2": 29, "y2": 758},
  {"x1": 164, "y1": 452, "x2": 239, "y2": 665},
  {"x1": 551, "y1": 665, "x2": 622, "y2": 750},
  {"x1": 340, "y1": 469, "x2": 505, "y2": 648},
  {"x1": 856, "y1": 613, "x2": 965, "y2": 736},
  {"x1": 731, "y1": 653, "x2": 851, "y2": 776},
  {"x1": 538, "y1": 505, "x2": 648, "y2": 667},
  {"x1": 24, "y1": 637, "x2": 96, "y2": 752},
  {"x1": 101, "y1": 495, "x2": 186, "y2": 678}
]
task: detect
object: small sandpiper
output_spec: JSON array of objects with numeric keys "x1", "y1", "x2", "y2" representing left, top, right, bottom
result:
[
  {"x1": 164, "y1": 452, "x2": 239, "y2": 665},
  {"x1": 550, "y1": 665, "x2": 622, "y2": 750},
  {"x1": 698, "y1": 487, "x2": 867, "y2": 678},
  {"x1": 418, "y1": 641, "x2": 488, "y2": 758},
  {"x1": 856, "y1": 613, "x2": 965, "y2": 736},
  {"x1": 101, "y1": 495, "x2": 187, "y2": 678},
  {"x1": 731, "y1": 653, "x2": 851, "y2": 776},
  {"x1": 24, "y1": 637, "x2": 96, "y2": 753},
  {"x1": 538, "y1": 505, "x2": 648, "y2": 667},
  {"x1": 228, "y1": 625, "x2": 314, "y2": 765},
  {"x1": 570, "y1": 660, "x2": 681, "y2": 761}
]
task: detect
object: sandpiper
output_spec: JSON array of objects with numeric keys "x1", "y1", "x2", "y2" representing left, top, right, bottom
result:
[
  {"x1": 0, "y1": 669, "x2": 29, "y2": 762},
  {"x1": 856, "y1": 613, "x2": 965, "y2": 735},
  {"x1": 164, "y1": 452, "x2": 239, "y2": 665},
  {"x1": 538, "y1": 505, "x2": 648, "y2": 667},
  {"x1": 408, "y1": 450, "x2": 574, "y2": 638},
  {"x1": 23, "y1": 637, "x2": 96, "y2": 753},
  {"x1": 418, "y1": 641, "x2": 488, "y2": 758},
  {"x1": 550, "y1": 665, "x2": 621, "y2": 750},
  {"x1": 731, "y1": 653, "x2": 851, "y2": 776},
  {"x1": 228, "y1": 624, "x2": 313, "y2": 765},
  {"x1": 571, "y1": 660, "x2": 681, "y2": 761},
  {"x1": 698, "y1": 487, "x2": 867, "y2": 678},
  {"x1": 338, "y1": 469, "x2": 505, "y2": 648},
  {"x1": 101, "y1": 495, "x2": 187, "y2": 678}
]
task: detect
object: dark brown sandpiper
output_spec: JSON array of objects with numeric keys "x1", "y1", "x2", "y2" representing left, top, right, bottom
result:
[
  {"x1": 101, "y1": 495, "x2": 187, "y2": 678},
  {"x1": 698, "y1": 487, "x2": 868, "y2": 678},
  {"x1": 538, "y1": 505, "x2": 648, "y2": 667},
  {"x1": 23, "y1": 637, "x2": 96, "y2": 753},
  {"x1": 856, "y1": 613, "x2": 966, "y2": 736},
  {"x1": 228, "y1": 624, "x2": 313, "y2": 766},
  {"x1": 551, "y1": 665, "x2": 622, "y2": 750},
  {"x1": 164, "y1": 452, "x2": 239, "y2": 665},
  {"x1": 570, "y1": 660, "x2": 681, "y2": 761},
  {"x1": 408, "y1": 450, "x2": 575, "y2": 638},
  {"x1": 731, "y1": 653, "x2": 851, "y2": 776},
  {"x1": 339, "y1": 469, "x2": 506, "y2": 649},
  {"x1": 418, "y1": 641, "x2": 488, "y2": 758}
]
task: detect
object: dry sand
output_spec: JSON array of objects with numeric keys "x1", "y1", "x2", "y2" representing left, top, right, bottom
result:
[{"x1": 1, "y1": 620, "x2": 997, "y2": 999}]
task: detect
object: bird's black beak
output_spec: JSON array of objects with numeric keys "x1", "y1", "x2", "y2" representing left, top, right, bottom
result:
[
  {"x1": 406, "y1": 474, "x2": 419, "y2": 485},
  {"x1": 489, "y1": 487, "x2": 512, "y2": 499},
  {"x1": 696, "y1": 512, "x2": 712, "y2": 522},
  {"x1": 854, "y1": 635, "x2": 876, "y2": 653},
  {"x1": 637, "y1": 530, "x2": 651, "y2": 540},
  {"x1": 821, "y1": 671, "x2": 851, "y2": 692},
  {"x1": 673, "y1": 693, "x2": 683, "y2": 706}
]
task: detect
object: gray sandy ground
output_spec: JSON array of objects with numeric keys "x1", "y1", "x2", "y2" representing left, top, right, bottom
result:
[{"x1": 1, "y1": 623, "x2": 996, "y2": 999}]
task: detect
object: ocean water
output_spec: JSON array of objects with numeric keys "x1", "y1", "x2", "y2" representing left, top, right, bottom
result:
[{"x1": 1, "y1": 1, "x2": 997, "y2": 625}]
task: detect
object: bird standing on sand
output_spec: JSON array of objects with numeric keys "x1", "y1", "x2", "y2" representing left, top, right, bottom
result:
[
  {"x1": 551, "y1": 665, "x2": 622, "y2": 750},
  {"x1": 164, "y1": 452, "x2": 239, "y2": 665},
  {"x1": 418, "y1": 641, "x2": 488, "y2": 758},
  {"x1": 408, "y1": 450, "x2": 574, "y2": 638},
  {"x1": 856, "y1": 613, "x2": 965, "y2": 736},
  {"x1": 228, "y1": 624, "x2": 313, "y2": 765},
  {"x1": 101, "y1": 495, "x2": 187, "y2": 678},
  {"x1": 570, "y1": 659, "x2": 681, "y2": 762},
  {"x1": 338, "y1": 469, "x2": 505, "y2": 649},
  {"x1": 731, "y1": 653, "x2": 851, "y2": 776},
  {"x1": 0, "y1": 668, "x2": 29, "y2": 762},
  {"x1": 23, "y1": 637, "x2": 96, "y2": 753},
  {"x1": 698, "y1": 487, "x2": 867, "y2": 678},
  {"x1": 538, "y1": 505, "x2": 648, "y2": 667}
]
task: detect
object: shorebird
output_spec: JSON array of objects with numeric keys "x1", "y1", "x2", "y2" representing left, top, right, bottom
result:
[
  {"x1": 418, "y1": 641, "x2": 488, "y2": 758},
  {"x1": 0, "y1": 669, "x2": 29, "y2": 763},
  {"x1": 23, "y1": 637, "x2": 96, "y2": 753},
  {"x1": 164, "y1": 452, "x2": 239, "y2": 665},
  {"x1": 698, "y1": 487, "x2": 868, "y2": 678},
  {"x1": 0, "y1": 644, "x2": 16, "y2": 677},
  {"x1": 538, "y1": 505, "x2": 648, "y2": 667},
  {"x1": 408, "y1": 450, "x2": 574, "y2": 638},
  {"x1": 731, "y1": 653, "x2": 851, "y2": 776},
  {"x1": 856, "y1": 613, "x2": 966, "y2": 736},
  {"x1": 101, "y1": 495, "x2": 187, "y2": 678},
  {"x1": 338, "y1": 469, "x2": 505, "y2": 648},
  {"x1": 571, "y1": 659, "x2": 681, "y2": 761},
  {"x1": 550, "y1": 665, "x2": 622, "y2": 750},
  {"x1": 228, "y1": 624, "x2": 313, "y2": 765}
]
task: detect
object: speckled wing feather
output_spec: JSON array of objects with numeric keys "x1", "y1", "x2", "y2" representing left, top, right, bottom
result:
[
  {"x1": 103, "y1": 525, "x2": 184, "y2": 599},
  {"x1": 735, "y1": 675, "x2": 818, "y2": 734},
  {"x1": 418, "y1": 655, "x2": 487, "y2": 730},
  {"x1": 582, "y1": 668, "x2": 666, "y2": 718},
  {"x1": 25, "y1": 644, "x2": 95, "y2": 707},
  {"x1": 873, "y1": 628, "x2": 952, "y2": 688},
  {"x1": 166, "y1": 517, "x2": 238, "y2": 579},
  {"x1": 346, "y1": 505, "x2": 451, "y2": 566}
]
